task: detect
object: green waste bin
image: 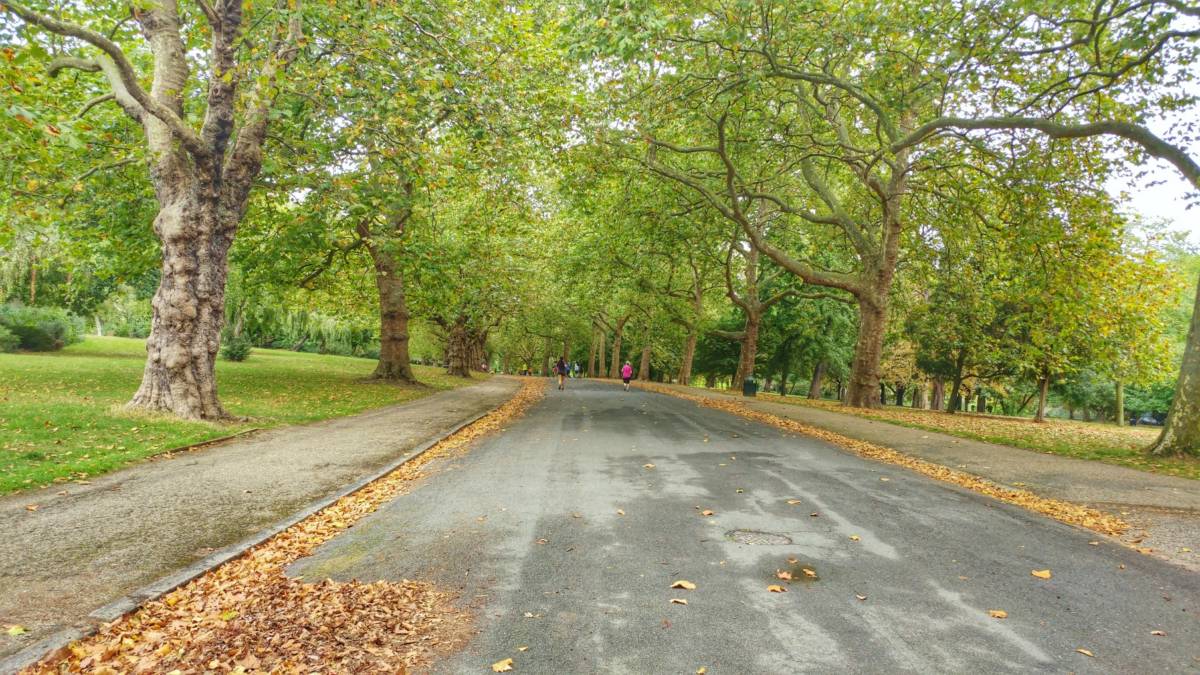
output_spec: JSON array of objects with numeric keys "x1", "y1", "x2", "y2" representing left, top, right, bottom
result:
[{"x1": 742, "y1": 378, "x2": 758, "y2": 397}]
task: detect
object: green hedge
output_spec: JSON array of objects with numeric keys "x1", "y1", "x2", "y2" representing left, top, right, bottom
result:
[
  {"x1": 0, "y1": 304, "x2": 86, "y2": 351},
  {"x1": 0, "y1": 325, "x2": 19, "y2": 353}
]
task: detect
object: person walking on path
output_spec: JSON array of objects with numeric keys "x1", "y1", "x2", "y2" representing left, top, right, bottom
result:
[
  {"x1": 555, "y1": 357, "x2": 569, "y2": 390},
  {"x1": 621, "y1": 361, "x2": 634, "y2": 391}
]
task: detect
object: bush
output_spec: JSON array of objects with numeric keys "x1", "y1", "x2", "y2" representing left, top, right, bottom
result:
[
  {"x1": 96, "y1": 286, "x2": 153, "y2": 338},
  {"x1": 0, "y1": 325, "x2": 19, "y2": 353},
  {"x1": 221, "y1": 334, "x2": 252, "y2": 362},
  {"x1": 0, "y1": 304, "x2": 85, "y2": 351}
]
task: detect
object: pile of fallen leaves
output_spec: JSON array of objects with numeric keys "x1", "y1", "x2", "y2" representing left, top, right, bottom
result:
[
  {"x1": 27, "y1": 379, "x2": 546, "y2": 674},
  {"x1": 640, "y1": 383, "x2": 1128, "y2": 537}
]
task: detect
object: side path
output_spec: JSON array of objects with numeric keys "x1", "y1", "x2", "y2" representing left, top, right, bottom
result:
[
  {"x1": 0, "y1": 376, "x2": 522, "y2": 659},
  {"x1": 656, "y1": 384, "x2": 1200, "y2": 571}
]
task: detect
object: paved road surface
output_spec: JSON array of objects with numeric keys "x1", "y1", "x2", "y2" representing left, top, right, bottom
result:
[{"x1": 291, "y1": 380, "x2": 1200, "y2": 673}]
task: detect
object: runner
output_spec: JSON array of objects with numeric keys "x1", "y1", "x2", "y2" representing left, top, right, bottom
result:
[
  {"x1": 555, "y1": 356, "x2": 569, "y2": 391},
  {"x1": 621, "y1": 360, "x2": 634, "y2": 391}
]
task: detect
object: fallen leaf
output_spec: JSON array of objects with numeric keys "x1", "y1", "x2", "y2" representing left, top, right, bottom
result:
[
  {"x1": 571, "y1": 512, "x2": 582, "y2": 519},
  {"x1": 855, "y1": 594, "x2": 867, "y2": 601},
  {"x1": 670, "y1": 598, "x2": 688, "y2": 605},
  {"x1": 518, "y1": 646, "x2": 530, "y2": 651},
  {"x1": 1119, "y1": 564, "x2": 1126, "y2": 570},
  {"x1": 1031, "y1": 569, "x2": 1052, "y2": 580},
  {"x1": 701, "y1": 510, "x2": 714, "y2": 517},
  {"x1": 767, "y1": 585, "x2": 788, "y2": 593},
  {"x1": 1076, "y1": 648, "x2": 1094, "y2": 657},
  {"x1": 802, "y1": 568, "x2": 817, "y2": 578},
  {"x1": 1088, "y1": 541, "x2": 1099, "y2": 546},
  {"x1": 492, "y1": 657, "x2": 514, "y2": 672},
  {"x1": 786, "y1": 499, "x2": 802, "y2": 505},
  {"x1": 849, "y1": 535, "x2": 861, "y2": 541},
  {"x1": 988, "y1": 610, "x2": 1007, "y2": 619},
  {"x1": 536, "y1": 538, "x2": 547, "y2": 545},
  {"x1": 775, "y1": 570, "x2": 793, "y2": 581},
  {"x1": 1151, "y1": 630, "x2": 1166, "y2": 636},
  {"x1": 6, "y1": 625, "x2": 27, "y2": 636},
  {"x1": 786, "y1": 556, "x2": 798, "y2": 564},
  {"x1": 643, "y1": 463, "x2": 656, "y2": 469},
  {"x1": 809, "y1": 512, "x2": 820, "y2": 518},
  {"x1": 220, "y1": 610, "x2": 239, "y2": 621},
  {"x1": 671, "y1": 580, "x2": 697, "y2": 590},
  {"x1": 879, "y1": 477, "x2": 890, "y2": 482},
  {"x1": 616, "y1": 509, "x2": 625, "y2": 516},
  {"x1": 25, "y1": 504, "x2": 38, "y2": 512},
  {"x1": 735, "y1": 488, "x2": 744, "y2": 494},
  {"x1": 697, "y1": 668, "x2": 707, "y2": 674}
]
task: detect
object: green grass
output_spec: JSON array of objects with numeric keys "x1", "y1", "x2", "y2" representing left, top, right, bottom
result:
[{"x1": 0, "y1": 336, "x2": 482, "y2": 495}]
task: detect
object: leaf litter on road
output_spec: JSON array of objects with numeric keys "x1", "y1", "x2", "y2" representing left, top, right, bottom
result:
[
  {"x1": 27, "y1": 380, "x2": 548, "y2": 674},
  {"x1": 671, "y1": 580, "x2": 697, "y2": 590},
  {"x1": 640, "y1": 384, "x2": 1128, "y2": 537}
]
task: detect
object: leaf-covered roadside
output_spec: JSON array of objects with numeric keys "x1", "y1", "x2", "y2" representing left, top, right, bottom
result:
[
  {"x1": 755, "y1": 393, "x2": 1200, "y2": 482},
  {"x1": 24, "y1": 379, "x2": 546, "y2": 674},
  {"x1": 640, "y1": 383, "x2": 1128, "y2": 538}
]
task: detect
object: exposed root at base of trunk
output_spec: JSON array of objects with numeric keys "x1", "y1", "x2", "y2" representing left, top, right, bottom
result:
[{"x1": 27, "y1": 379, "x2": 547, "y2": 674}]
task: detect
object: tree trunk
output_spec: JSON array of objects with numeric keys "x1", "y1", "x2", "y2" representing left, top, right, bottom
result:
[
  {"x1": 1034, "y1": 375, "x2": 1050, "y2": 422},
  {"x1": 808, "y1": 360, "x2": 826, "y2": 399},
  {"x1": 638, "y1": 344, "x2": 651, "y2": 380},
  {"x1": 678, "y1": 330, "x2": 698, "y2": 385},
  {"x1": 732, "y1": 313, "x2": 760, "y2": 390},
  {"x1": 598, "y1": 331, "x2": 607, "y2": 378},
  {"x1": 367, "y1": 256, "x2": 415, "y2": 382},
  {"x1": 930, "y1": 377, "x2": 945, "y2": 412},
  {"x1": 445, "y1": 318, "x2": 470, "y2": 377},
  {"x1": 129, "y1": 195, "x2": 232, "y2": 420},
  {"x1": 912, "y1": 383, "x2": 926, "y2": 409},
  {"x1": 1152, "y1": 272, "x2": 1200, "y2": 455},
  {"x1": 894, "y1": 384, "x2": 906, "y2": 407},
  {"x1": 588, "y1": 331, "x2": 598, "y2": 378},
  {"x1": 948, "y1": 377, "x2": 964, "y2": 413},
  {"x1": 846, "y1": 299, "x2": 886, "y2": 407},
  {"x1": 1114, "y1": 380, "x2": 1125, "y2": 427},
  {"x1": 609, "y1": 315, "x2": 629, "y2": 379},
  {"x1": 94, "y1": 314, "x2": 103, "y2": 337},
  {"x1": 29, "y1": 263, "x2": 37, "y2": 305}
]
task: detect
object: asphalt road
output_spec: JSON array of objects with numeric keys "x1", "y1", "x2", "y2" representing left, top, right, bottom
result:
[{"x1": 290, "y1": 380, "x2": 1200, "y2": 673}]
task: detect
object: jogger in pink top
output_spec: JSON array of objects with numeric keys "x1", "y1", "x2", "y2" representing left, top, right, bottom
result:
[{"x1": 621, "y1": 361, "x2": 634, "y2": 391}]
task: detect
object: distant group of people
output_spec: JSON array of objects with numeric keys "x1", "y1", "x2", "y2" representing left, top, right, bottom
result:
[{"x1": 552, "y1": 357, "x2": 634, "y2": 392}]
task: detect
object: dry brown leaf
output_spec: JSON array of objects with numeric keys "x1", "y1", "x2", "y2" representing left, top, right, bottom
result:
[
  {"x1": 25, "y1": 504, "x2": 38, "y2": 512},
  {"x1": 518, "y1": 646, "x2": 530, "y2": 651},
  {"x1": 1088, "y1": 541, "x2": 1099, "y2": 546},
  {"x1": 696, "y1": 668, "x2": 707, "y2": 674},
  {"x1": 1031, "y1": 569, "x2": 1052, "y2": 580},
  {"x1": 988, "y1": 610, "x2": 1008, "y2": 619},
  {"x1": 809, "y1": 512, "x2": 820, "y2": 518},
  {"x1": 1151, "y1": 630, "x2": 1166, "y2": 636},
  {"x1": 670, "y1": 580, "x2": 697, "y2": 590},
  {"x1": 849, "y1": 535, "x2": 861, "y2": 541},
  {"x1": 802, "y1": 568, "x2": 817, "y2": 578},
  {"x1": 767, "y1": 585, "x2": 788, "y2": 593},
  {"x1": 701, "y1": 510, "x2": 714, "y2": 517},
  {"x1": 643, "y1": 463, "x2": 656, "y2": 469},
  {"x1": 786, "y1": 499, "x2": 802, "y2": 505},
  {"x1": 670, "y1": 598, "x2": 688, "y2": 605},
  {"x1": 492, "y1": 657, "x2": 514, "y2": 672},
  {"x1": 1076, "y1": 648, "x2": 1094, "y2": 657},
  {"x1": 535, "y1": 538, "x2": 547, "y2": 545},
  {"x1": 616, "y1": 509, "x2": 625, "y2": 516},
  {"x1": 735, "y1": 488, "x2": 744, "y2": 493},
  {"x1": 855, "y1": 594, "x2": 867, "y2": 601},
  {"x1": 786, "y1": 556, "x2": 798, "y2": 564},
  {"x1": 775, "y1": 570, "x2": 793, "y2": 581}
]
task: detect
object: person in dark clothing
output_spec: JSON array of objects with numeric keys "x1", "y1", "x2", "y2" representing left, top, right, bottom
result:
[{"x1": 555, "y1": 357, "x2": 568, "y2": 390}]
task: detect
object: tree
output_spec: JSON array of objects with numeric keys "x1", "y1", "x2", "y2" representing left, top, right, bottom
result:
[{"x1": 3, "y1": 0, "x2": 304, "y2": 419}]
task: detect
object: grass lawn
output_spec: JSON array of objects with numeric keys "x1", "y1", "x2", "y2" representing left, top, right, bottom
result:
[
  {"x1": 747, "y1": 391, "x2": 1200, "y2": 481},
  {"x1": 0, "y1": 336, "x2": 483, "y2": 495}
]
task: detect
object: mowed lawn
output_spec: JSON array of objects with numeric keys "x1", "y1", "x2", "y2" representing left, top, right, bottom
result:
[
  {"x1": 753, "y1": 392, "x2": 1200, "y2": 481},
  {"x1": 0, "y1": 336, "x2": 481, "y2": 494}
]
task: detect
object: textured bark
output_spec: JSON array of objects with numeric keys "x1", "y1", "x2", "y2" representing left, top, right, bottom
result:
[
  {"x1": 911, "y1": 384, "x2": 926, "y2": 409},
  {"x1": 732, "y1": 314, "x2": 760, "y2": 391},
  {"x1": 678, "y1": 331, "x2": 697, "y2": 385},
  {"x1": 445, "y1": 318, "x2": 470, "y2": 378},
  {"x1": 894, "y1": 384, "x2": 905, "y2": 407},
  {"x1": 846, "y1": 299, "x2": 886, "y2": 408},
  {"x1": 1114, "y1": 380, "x2": 1125, "y2": 427},
  {"x1": 638, "y1": 344, "x2": 652, "y2": 380},
  {"x1": 930, "y1": 377, "x2": 945, "y2": 412},
  {"x1": 1034, "y1": 375, "x2": 1050, "y2": 423},
  {"x1": 608, "y1": 315, "x2": 629, "y2": 379},
  {"x1": 1151, "y1": 271, "x2": 1200, "y2": 455},
  {"x1": 808, "y1": 360, "x2": 826, "y2": 399},
  {"x1": 364, "y1": 245, "x2": 415, "y2": 383},
  {"x1": 587, "y1": 331, "x2": 598, "y2": 378},
  {"x1": 598, "y1": 331, "x2": 607, "y2": 378}
]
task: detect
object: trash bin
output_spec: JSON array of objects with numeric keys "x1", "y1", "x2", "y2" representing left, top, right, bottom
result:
[{"x1": 742, "y1": 378, "x2": 758, "y2": 397}]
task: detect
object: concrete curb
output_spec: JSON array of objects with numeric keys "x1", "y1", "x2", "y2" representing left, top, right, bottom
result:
[{"x1": 0, "y1": 398, "x2": 506, "y2": 674}]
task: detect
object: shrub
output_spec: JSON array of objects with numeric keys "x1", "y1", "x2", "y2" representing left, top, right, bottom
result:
[
  {"x1": 0, "y1": 325, "x2": 19, "y2": 353},
  {"x1": 96, "y1": 286, "x2": 153, "y2": 338},
  {"x1": 221, "y1": 334, "x2": 252, "y2": 362},
  {"x1": 0, "y1": 304, "x2": 85, "y2": 351}
]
